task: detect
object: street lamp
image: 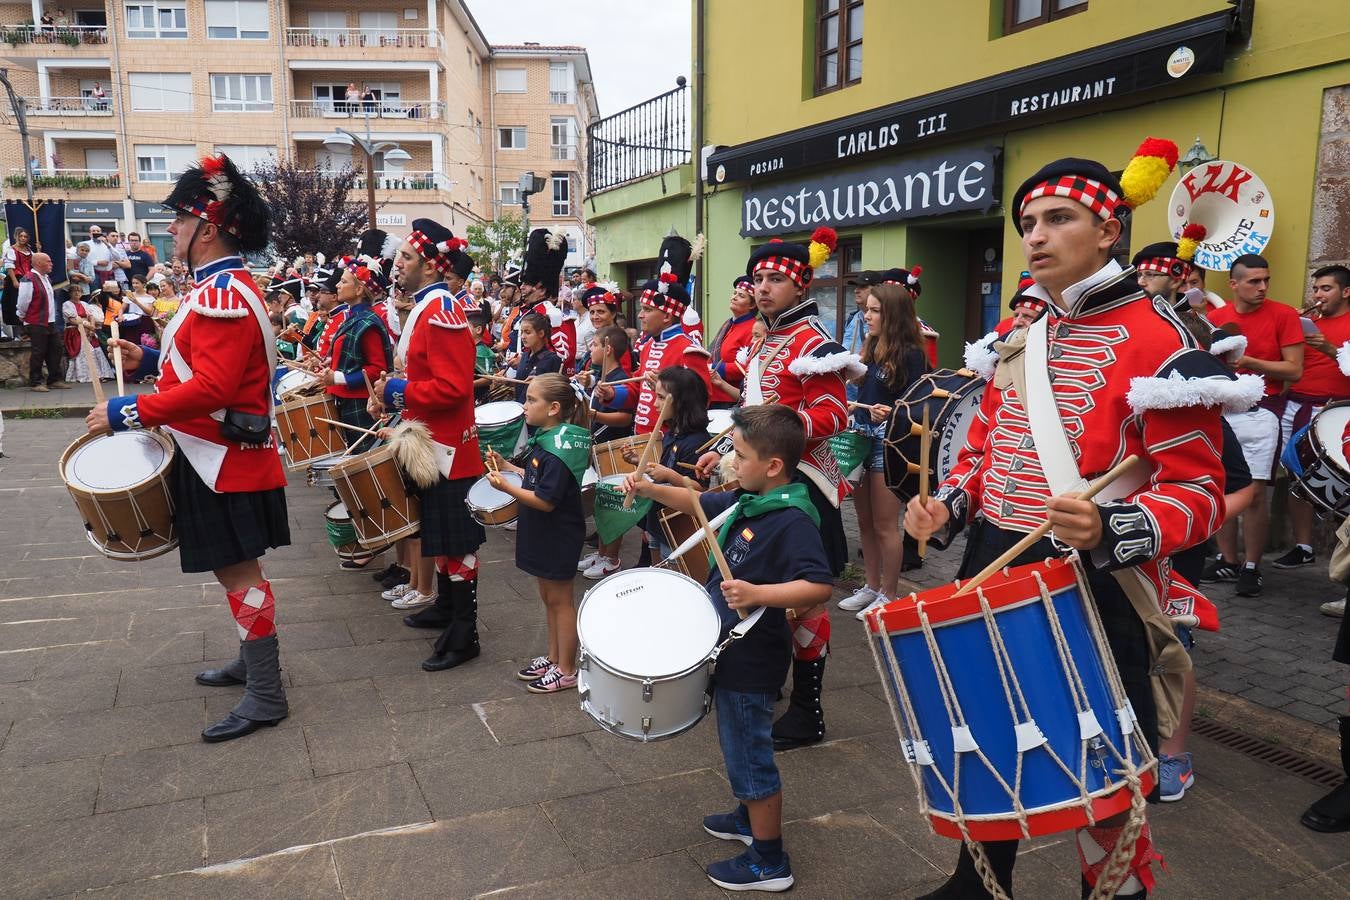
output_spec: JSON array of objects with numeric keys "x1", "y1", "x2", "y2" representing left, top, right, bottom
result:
[{"x1": 323, "y1": 122, "x2": 407, "y2": 228}]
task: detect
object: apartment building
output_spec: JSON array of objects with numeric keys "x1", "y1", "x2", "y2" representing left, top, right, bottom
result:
[{"x1": 0, "y1": 1, "x2": 597, "y2": 267}]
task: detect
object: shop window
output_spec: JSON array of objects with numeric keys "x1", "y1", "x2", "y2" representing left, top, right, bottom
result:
[
  {"x1": 814, "y1": 0, "x2": 863, "y2": 96},
  {"x1": 803, "y1": 238, "x2": 863, "y2": 341},
  {"x1": 1004, "y1": 0, "x2": 1086, "y2": 36}
]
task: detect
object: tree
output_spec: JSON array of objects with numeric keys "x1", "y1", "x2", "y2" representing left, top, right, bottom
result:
[
  {"x1": 466, "y1": 212, "x2": 528, "y2": 275},
  {"x1": 249, "y1": 159, "x2": 366, "y2": 265}
]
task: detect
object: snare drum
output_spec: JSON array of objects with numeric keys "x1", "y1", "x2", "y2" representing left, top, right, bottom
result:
[
  {"x1": 324, "y1": 499, "x2": 391, "y2": 561},
  {"x1": 658, "y1": 480, "x2": 740, "y2": 582},
  {"x1": 577, "y1": 568, "x2": 723, "y2": 741},
  {"x1": 592, "y1": 435, "x2": 641, "y2": 477},
  {"x1": 1282, "y1": 400, "x2": 1350, "y2": 517},
  {"x1": 467, "y1": 472, "x2": 522, "y2": 526},
  {"x1": 475, "y1": 401, "x2": 527, "y2": 461},
  {"x1": 707, "y1": 408, "x2": 735, "y2": 440},
  {"x1": 581, "y1": 466, "x2": 599, "y2": 519},
  {"x1": 275, "y1": 367, "x2": 319, "y2": 400},
  {"x1": 307, "y1": 456, "x2": 339, "y2": 489},
  {"x1": 61, "y1": 430, "x2": 178, "y2": 561},
  {"x1": 275, "y1": 391, "x2": 344, "y2": 470},
  {"x1": 866, "y1": 556, "x2": 1155, "y2": 841},
  {"x1": 329, "y1": 445, "x2": 420, "y2": 547},
  {"x1": 884, "y1": 369, "x2": 985, "y2": 504}
]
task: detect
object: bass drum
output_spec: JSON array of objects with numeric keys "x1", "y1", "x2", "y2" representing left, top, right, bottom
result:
[
  {"x1": 1282, "y1": 400, "x2": 1350, "y2": 517},
  {"x1": 884, "y1": 368, "x2": 985, "y2": 504}
]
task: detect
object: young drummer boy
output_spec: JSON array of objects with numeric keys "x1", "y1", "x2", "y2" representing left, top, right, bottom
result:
[{"x1": 628, "y1": 404, "x2": 833, "y2": 892}]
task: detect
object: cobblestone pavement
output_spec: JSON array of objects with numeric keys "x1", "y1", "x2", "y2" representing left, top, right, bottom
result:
[{"x1": 0, "y1": 417, "x2": 1345, "y2": 899}]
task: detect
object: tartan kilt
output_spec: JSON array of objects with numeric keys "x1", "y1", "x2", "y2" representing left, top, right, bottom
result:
[
  {"x1": 799, "y1": 472, "x2": 848, "y2": 577},
  {"x1": 958, "y1": 520, "x2": 1160, "y2": 782},
  {"x1": 171, "y1": 456, "x2": 290, "y2": 573},
  {"x1": 335, "y1": 395, "x2": 379, "y2": 453},
  {"x1": 418, "y1": 473, "x2": 485, "y2": 558}
]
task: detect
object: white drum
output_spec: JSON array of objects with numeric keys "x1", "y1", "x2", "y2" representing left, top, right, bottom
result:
[
  {"x1": 275, "y1": 368, "x2": 318, "y2": 399},
  {"x1": 577, "y1": 568, "x2": 723, "y2": 742},
  {"x1": 707, "y1": 408, "x2": 735, "y2": 438},
  {"x1": 467, "y1": 471, "x2": 522, "y2": 526}
]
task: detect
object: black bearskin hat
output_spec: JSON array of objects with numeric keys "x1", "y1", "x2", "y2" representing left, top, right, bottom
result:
[
  {"x1": 521, "y1": 228, "x2": 568, "y2": 298},
  {"x1": 162, "y1": 153, "x2": 270, "y2": 253}
]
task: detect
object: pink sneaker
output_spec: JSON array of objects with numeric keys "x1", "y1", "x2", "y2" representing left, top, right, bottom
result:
[
  {"x1": 517, "y1": 655, "x2": 553, "y2": 681},
  {"x1": 526, "y1": 664, "x2": 577, "y2": 694}
]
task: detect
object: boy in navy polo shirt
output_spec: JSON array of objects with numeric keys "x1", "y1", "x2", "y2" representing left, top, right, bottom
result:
[{"x1": 628, "y1": 404, "x2": 833, "y2": 892}]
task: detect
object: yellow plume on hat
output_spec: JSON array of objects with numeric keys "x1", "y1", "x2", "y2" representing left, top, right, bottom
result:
[{"x1": 1119, "y1": 138, "x2": 1179, "y2": 210}]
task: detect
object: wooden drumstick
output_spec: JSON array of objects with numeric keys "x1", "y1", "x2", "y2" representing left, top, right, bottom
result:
[
  {"x1": 952, "y1": 455, "x2": 1140, "y2": 598},
  {"x1": 695, "y1": 424, "x2": 734, "y2": 455},
  {"x1": 685, "y1": 477, "x2": 747, "y2": 620},
  {"x1": 81, "y1": 331, "x2": 105, "y2": 404},
  {"x1": 315, "y1": 417, "x2": 381, "y2": 441},
  {"x1": 109, "y1": 320, "x2": 125, "y2": 396},
  {"x1": 918, "y1": 405, "x2": 931, "y2": 559},
  {"x1": 625, "y1": 395, "x2": 672, "y2": 509},
  {"x1": 279, "y1": 358, "x2": 313, "y2": 371},
  {"x1": 592, "y1": 373, "x2": 647, "y2": 387},
  {"x1": 487, "y1": 373, "x2": 530, "y2": 386}
]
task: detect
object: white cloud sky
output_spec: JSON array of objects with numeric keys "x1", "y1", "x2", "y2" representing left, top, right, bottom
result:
[{"x1": 469, "y1": 0, "x2": 692, "y2": 117}]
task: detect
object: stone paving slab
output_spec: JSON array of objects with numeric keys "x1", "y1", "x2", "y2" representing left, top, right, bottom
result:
[{"x1": 0, "y1": 416, "x2": 1345, "y2": 898}]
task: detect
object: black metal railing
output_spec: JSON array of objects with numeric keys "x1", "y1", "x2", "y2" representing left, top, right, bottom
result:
[{"x1": 587, "y1": 80, "x2": 689, "y2": 194}]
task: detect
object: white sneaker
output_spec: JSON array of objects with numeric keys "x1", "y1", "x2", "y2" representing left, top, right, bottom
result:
[
  {"x1": 381, "y1": 582, "x2": 411, "y2": 601},
  {"x1": 1321, "y1": 597, "x2": 1346, "y2": 617},
  {"x1": 503, "y1": 520, "x2": 518, "y2": 531},
  {"x1": 391, "y1": 589, "x2": 433, "y2": 610},
  {"x1": 577, "y1": 551, "x2": 601, "y2": 572},
  {"x1": 582, "y1": 556, "x2": 621, "y2": 580},
  {"x1": 838, "y1": 584, "x2": 879, "y2": 611},
  {"x1": 856, "y1": 594, "x2": 890, "y2": 622}
]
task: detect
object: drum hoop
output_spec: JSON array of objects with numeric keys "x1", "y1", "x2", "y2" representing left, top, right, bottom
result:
[
  {"x1": 866, "y1": 556, "x2": 1079, "y2": 634},
  {"x1": 580, "y1": 694, "x2": 709, "y2": 744},
  {"x1": 468, "y1": 472, "x2": 521, "y2": 513},
  {"x1": 577, "y1": 568, "x2": 720, "y2": 680},
  {"x1": 60, "y1": 430, "x2": 176, "y2": 497}
]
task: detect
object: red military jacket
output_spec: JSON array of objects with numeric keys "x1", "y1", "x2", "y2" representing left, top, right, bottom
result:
[
  {"x1": 745, "y1": 299, "x2": 863, "y2": 505},
  {"x1": 626, "y1": 322, "x2": 713, "y2": 434},
  {"x1": 109, "y1": 256, "x2": 285, "y2": 493},
  {"x1": 383, "y1": 285, "x2": 483, "y2": 481},
  {"x1": 941, "y1": 262, "x2": 1263, "y2": 628},
  {"x1": 710, "y1": 311, "x2": 758, "y2": 390},
  {"x1": 316, "y1": 304, "x2": 349, "y2": 360}
]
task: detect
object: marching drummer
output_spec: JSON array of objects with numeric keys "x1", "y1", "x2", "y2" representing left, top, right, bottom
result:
[
  {"x1": 696, "y1": 226, "x2": 862, "y2": 753},
  {"x1": 372, "y1": 216, "x2": 487, "y2": 673},
  {"x1": 85, "y1": 154, "x2": 291, "y2": 744},
  {"x1": 905, "y1": 141, "x2": 1259, "y2": 899},
  {"x1": 318, "y1": 229, "x2": 395, "y2": 452}
]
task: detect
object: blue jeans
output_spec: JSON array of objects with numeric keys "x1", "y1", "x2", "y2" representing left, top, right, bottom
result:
[{"x1": 715, "y1": 687, "x2": 781, "y2": 801}]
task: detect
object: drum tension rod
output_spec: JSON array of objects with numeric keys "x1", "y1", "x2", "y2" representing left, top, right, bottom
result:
[
  {"x1": 138, "y1": 528, "x2": 153, "y2": 538},
  {"x1": 380, "y1": 497, "x2": 393, "y2": 509}
]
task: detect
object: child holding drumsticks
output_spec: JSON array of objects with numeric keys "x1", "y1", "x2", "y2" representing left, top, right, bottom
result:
[
  {"x1": 485, "y1": 373, "x2": 591, "y2": 693},
  {"x1": 627, "y1": 404, "x2": 833, "y2": 892},
  {"x1": 577, "y1": 326, "x2": 637, "y2": 578}
]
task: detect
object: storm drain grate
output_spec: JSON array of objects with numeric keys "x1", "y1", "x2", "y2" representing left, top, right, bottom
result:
[{"x1": 1191, "y1": 716, "x2": 1344, "y2": 788}]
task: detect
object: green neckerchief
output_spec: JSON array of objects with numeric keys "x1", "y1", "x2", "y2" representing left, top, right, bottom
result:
[
  {"x1": 710, "y1": 482, "x2": 819, "y2": 573},
  {"x1": 527, "y1": 423, "x2": 592, "y2": 485}
]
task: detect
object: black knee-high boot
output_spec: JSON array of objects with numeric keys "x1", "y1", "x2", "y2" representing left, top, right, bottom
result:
[
  {"x1": 772, "y1": 656, "x2": 826, "y2": 751},
  {"x1": 404, "y1": 571, "x2": 454, "y2": 629},
  {"x1": 916, "y1": 840, "x2": 1018, "y2": 899},
  {"x1": 422, "y1": 578, "x2": 480, "y2": 671},
  {"x1": 1301, "y1": 715, "x2": 1350, "y2": 832}
]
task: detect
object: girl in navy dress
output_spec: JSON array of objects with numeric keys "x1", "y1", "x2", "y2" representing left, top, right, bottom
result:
[
  {"x1": 485, "y1": 373, "x2": 591, "y2": 693},
  {"x1": 513, "y1": 313, "x2": 562, "y2": 403}
]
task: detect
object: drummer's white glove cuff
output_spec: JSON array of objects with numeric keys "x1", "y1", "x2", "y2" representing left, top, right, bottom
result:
[
  {"x1": 383, "y1": 377, "x2": 408, "y2": 411},
  {"x1": 107, "y1": 396, "x2": 143, "y2": 431},
  {"x1": 1090, "y1": 501, "x2": 1159, "y2": 571}
]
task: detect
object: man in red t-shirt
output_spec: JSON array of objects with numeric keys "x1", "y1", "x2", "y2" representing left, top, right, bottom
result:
[
  {"x1": 1272, "y1": 264, "x2": 1350, "y2": 572},
  {"x1": 1205, "y1": 254, "x2": 1305, "y2": 596}
]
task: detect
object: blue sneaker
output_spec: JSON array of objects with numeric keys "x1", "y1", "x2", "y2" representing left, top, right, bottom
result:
[
  {"x1": 1158, "y1": 751, "x2": 1194, "y2": 802},
  {"x1": 702, "y1": 807, "x2": 753, "y2": 845},
  {"x1": 706, "y1": 846, "x2": 794, "y2": 892}
]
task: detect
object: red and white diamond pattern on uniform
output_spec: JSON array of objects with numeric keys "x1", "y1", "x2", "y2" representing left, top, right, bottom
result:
[
  {"x1": 227, "y1": 582, "x2": 277, "y2": 641},
  {"x1": 791, "y1": 610, "x2": 830, "y2": 661},
  {"x1": 1020, "y1": 176, "x2": 1121, "y2": 222},
  {"x1": 436, "y1": 553, "x2": 479, "y2": 581},
  {"x1": 407, "y1": 230, "x2": 454, "y2": 275},
  {"x1": 753, "y1": 255, "x2": 812, "y2": 288},
  {"x1": 1136, "y1": 256, "x2": 1188, "y2": 278},
  {"x1": 639, "y1": 288, "x2": 687, "y2": 318}
]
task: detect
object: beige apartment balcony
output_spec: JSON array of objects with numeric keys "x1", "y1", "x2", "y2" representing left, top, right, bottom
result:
[
  {"x1": 290, "y1": 99, "x2": 444, "y2": 124},
  {"x1": 283, "y1": 26, "x2": 442, "y2": 63},
  {"x1": 298, "y1": 167, "x2": 451, "y2": 200},
  {"x1": 26, "y1": 95, "x2": 114, "y2": 118},
  {"x1": 6, "y1": 166, "x2": 120, "y2": 193}
]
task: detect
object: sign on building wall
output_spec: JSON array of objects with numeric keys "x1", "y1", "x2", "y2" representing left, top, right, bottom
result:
[
  {"x1": 377, "y1": 213, "x2": 407, "y2": 227},
  {"x1": 739, "y1": 146, "x2": 999, "y2": 237}
]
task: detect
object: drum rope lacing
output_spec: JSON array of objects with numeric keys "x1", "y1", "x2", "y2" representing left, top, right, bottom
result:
[
  {"x1": 867, "y1": 563, "x2": 1154, "y2": 900},
  {"x1": 85, "y1": 472, "x2": 175, "y2": 556}
]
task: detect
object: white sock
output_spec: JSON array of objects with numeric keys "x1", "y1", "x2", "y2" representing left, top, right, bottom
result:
[
  {"x1": 1243, "y1": 561, "x2": 1257, "y2": 570},
  {"x1": 1297, "y1": 543, "x2": 1313, "y2": 553}
]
